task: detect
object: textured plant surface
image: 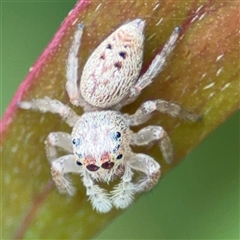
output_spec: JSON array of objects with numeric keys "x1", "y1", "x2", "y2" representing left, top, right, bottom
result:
[{"x1": 1, "y1": 0, "x2": 239, "y2": 239}]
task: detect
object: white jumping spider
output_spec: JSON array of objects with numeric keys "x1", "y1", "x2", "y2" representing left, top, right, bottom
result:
[{"x1": 19, "y1": 19, "x2": 199, "y2": 213}]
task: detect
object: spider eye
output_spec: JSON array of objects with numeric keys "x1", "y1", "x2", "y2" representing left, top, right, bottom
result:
[
  {"x1": 72, "y1": 138, "x2": 81, "y2": 146},
  {"x1": 102, "y1": 161, "x2": 114, "y2": 169},
  {"x1": 113, "y1": 144, "x2": 120, "y2": 153},
  {"x1": 87, "y1": 164, "x2": 100, "y2": 172},
  {"x1": 116, "y1": 154, "x2": 123, "y2": 160},
  {"x1": 116, "y1": 132, "x2": 121, "y2": 138},
  {"x1": 112, "y1": 131, "x2": 121, "y2": 141},
  {"x1": 76, "y1": 161, "x2": 82, "y2": 166}
]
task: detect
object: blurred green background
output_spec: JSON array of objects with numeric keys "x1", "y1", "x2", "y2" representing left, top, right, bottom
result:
[{"x1": 1, "y1": 1, "x2": 239, "y2": 239}]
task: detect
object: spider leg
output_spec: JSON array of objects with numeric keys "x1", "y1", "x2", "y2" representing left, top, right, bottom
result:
[
  {"x1": 120, "y1": 27, "x2": 180, "y2": 107},
  {"x1": 51, "y1": 154, "x2": 82, "y2": 196},
  {"x1": 130, "y1": 125, "x2": 173, "y2": 164},
  {"x1": 128, "y1": 153, "x2": 161, "y2": 193},
  {"x1": 111, "y1": 163, "x2": 135, "y2": 209},
  {"x1": 81, "y1": 170, "x2": 112, "y2": 213},
  {"x1": 66, "y1": 23, "x2": 86, "y2": 107},
  {"x1": 44, "y1": 131, "x2": 79, "y2": 195},
  {"x1": 18, "y1": 97, "x2": 79, "y2": 127},
  {"x1": 45, "y1": 132, "x2": 72, "y2": 162},
  {"x1": 125, "y1": 99, "x2": 200, "y2": 126}
]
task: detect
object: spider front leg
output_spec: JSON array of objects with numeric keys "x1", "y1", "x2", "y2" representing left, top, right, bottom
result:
[
  {"x1": 18, "y1": 97, "x2": 79, "y2": 127},
  {"x1": 111, "y1": 163, "x2": 135, "y2": 209},
  {"x1": 126, "y1": 99, "x2": 200, "y2": 126},
  {"x1": 130, "y1": 125, "x2": 173, "y2": 164},
  {"x1": 129, "y1": 153, "x2": 161, "y2": 193},
  {"x1": 82, "y1": 171, "x2": 112, "y2": 213},
  {"x1": 44, "y1": 131, "x2": 79, "y2": 195},
  {"x1": 51, "y1": 154, "x2": 82, "y2": 196}
]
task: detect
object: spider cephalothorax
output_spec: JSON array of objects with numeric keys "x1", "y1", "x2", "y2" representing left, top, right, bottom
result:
[
  {"x1": 71, "y1": 111, "x2": 130, "y2": 182},
  {"x1": 19, "y1": 19, "x2": 199, "y2": 213}
]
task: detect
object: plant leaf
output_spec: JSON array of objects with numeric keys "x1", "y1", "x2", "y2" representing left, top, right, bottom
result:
[{"x1": 1, "y1": 1, "x2": 239, "y2": 239}]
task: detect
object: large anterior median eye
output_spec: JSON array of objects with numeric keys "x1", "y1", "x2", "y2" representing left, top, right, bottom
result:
[
  {"x1": 87, "y1": 164, "x2": 100, "y2": 172},
  {"x1": 102, "y1": 161, "x2": 114, "y2": 169}
]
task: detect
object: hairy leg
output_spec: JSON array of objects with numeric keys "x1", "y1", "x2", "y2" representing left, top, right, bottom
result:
[
  {"x1": 126, "y1": 99, "x2": 200, "y2": 126},
  {"x1": 44, "y1": 131, "x2": 79, "y2": 195},
  {"x1": 45, "y1": 132, "x2": 72, "y2": 162},
  {"x1": 51, "y1": 154, "x2": 81, "y2": 196},
  {"x1": 119, "y1": 27, "x2": 181, "y2": 107},
  {"x1": 111, "y1": 163, "x2": 135, "y2": 209},
  {"x1": 18, "y1": 97, "x2": 79, "y2": 127},
  {"x1": 130, "y1": 125, "x2": 173, "y2": 164},
  {"x1": 66, "y1": 23, "x2": 85, "y2": 107},
  {"x1": 45, "y1": 131, "x2": 111, "y2": 212},
  {"x1": 81, "y1": 170, "x2": 112, "y2": 213},
  {"x1": 129, "y1": 153, "x2": 161, "y2": 193}
]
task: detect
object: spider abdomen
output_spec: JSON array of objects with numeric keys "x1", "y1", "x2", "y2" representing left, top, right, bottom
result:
[{"x1": 80, "y1": 19, "x2": 145, "y2": 108}]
